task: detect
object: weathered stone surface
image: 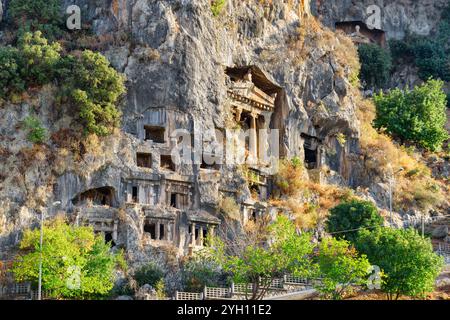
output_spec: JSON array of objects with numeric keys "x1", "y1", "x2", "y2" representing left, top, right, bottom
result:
[
  {"x1": 314, "y1": 0, "x2": 448, "y2": 40},
  {"x1": 432, "y1": 225, "x2": 449, "y2": 239}
]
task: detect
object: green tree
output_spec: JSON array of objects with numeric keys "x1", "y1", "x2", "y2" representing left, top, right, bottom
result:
[
  {"x1": 133, "y1": 263, "x2": 164, "y2": 288},
  {"x1": 208, "y1": 216, "x2": 316, "y2": 300},
  {"x1": 9, "y1": 0, "x2": 63, "y2": 38},
  {"x1": 374, "y1": 79, "x2": 449, "y2": 151},
  {"x1": 0, "y1": 47, "x2": 25, "y2": 99},
  {"x1": 12, "y1": 217, "x2": 125, "y2": 299},
  {"x1": 182, "y1": 251, "x2": 225, "y2": 292},
  {"x1": 23, "y1": 115, "x2": 47, "y2": 144},
  {"x1": 69, "y1": 50, "x2": 126, "y2": 136},
  {"x1": 18, "y1": 31, "x2": 62, "y2": 85},
  {"x1": 356, "y1": 227, "x2": 444, "y2": 300},
  {"x1": 314, "y1": 237, "x2": 371, "y2": 300},
  {"x1": 358, "y1": 43, "x2": 392, "y2": 89},
  {"x1": 326, "y1": 200, "x2": 383, "y2": 244}
]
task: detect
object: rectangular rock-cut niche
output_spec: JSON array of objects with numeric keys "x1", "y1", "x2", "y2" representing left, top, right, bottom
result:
[
  {"x1": 137, "y1": 152, "x2": 152, "y2": 168},
  {"x1": 144, "y1": 219, "x2": 172, "y2": 241},
  {"x1": 160, "y1": 155, "x2": 176, "y2": 171},
  {"x1": 145, "y1": 125, "x2": 165, "y2": 143},
  {"x1": 189, "y1": 223, "x2": 210, "y2": 247}
]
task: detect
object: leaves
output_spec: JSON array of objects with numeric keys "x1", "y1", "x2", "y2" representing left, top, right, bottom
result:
[
  {"x1": 326, "y1": 200, "x2": 383, "y2": 244},
  {"x1": 315, "y1": 237, "x2": 371, "y2": 300},
  {"x1": 356, "y1": 227, "x2": 444, "y2": 299},
  {"x1": 68, "y1": 51, "x2": 126, "y2": 136},
  {"x1": 374, "y1": 79, "x2": 449, "y2": 151},
  {"x1": 23, "y1": 115, "x2": 47, "y2": 144},
  {"x1": 358, "y1": 43, "x2": 392, "y2": 89},
  {"x1": 12, "y1": 218, "x2": 124, "y2": 299}
]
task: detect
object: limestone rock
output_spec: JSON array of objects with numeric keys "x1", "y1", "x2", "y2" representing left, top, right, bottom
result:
[{"x1": 432, "y1": 226, "x2": 449, "y2": 239}]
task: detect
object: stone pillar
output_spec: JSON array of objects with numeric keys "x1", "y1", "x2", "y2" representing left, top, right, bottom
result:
[
  {"x1": 155, "y1": 220, "x2": 160, "y2": 240},
  {"x1": 113, "y1": 220, "x2": 118, "y2": 241},
  {"x1": 235, "y1": 108, "x2": 242, "y2": 122},
  {"x1": 199, "y1": 225, "x2": 204, "y2": 247},
  {"x1": 191, "y1": 222, "x2": 196, "y2": 246},
  {"x1": 248, "y1": 112, "x2": 258, "y2": 165}
]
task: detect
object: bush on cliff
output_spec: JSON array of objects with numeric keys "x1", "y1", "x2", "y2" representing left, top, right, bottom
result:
[
  {"x1": 358, "y1": 43, "x2": 392, "y2": 89},
  {"x1": 9, "y1": 0, "x2": 63, "y2": 39},
  {"x1": 374, "y1": 79, "x2": 448, "y2": 151}
]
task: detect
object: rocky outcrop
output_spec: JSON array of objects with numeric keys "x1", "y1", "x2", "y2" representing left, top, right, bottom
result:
[{"x1": 314, "y1": 0, "x2": 449, "y2": 39}]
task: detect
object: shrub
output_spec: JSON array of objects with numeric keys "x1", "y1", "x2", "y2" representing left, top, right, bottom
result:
[
  {"x1": 211, "y1": 0, "x2": 226, "y2": 17},
  {"x1": 412, "y1": 39, "x2": 450, "y2": 81},
  {"x1": 23, "y1": 116, "x2": 47, "y2": 144},
  {"x1": 356, "y1": 227, "x2": 444, "y2": 300},
  {"x1": 374, "y1": 79, "x2": 449, "y2": 151},
  {"x1": 0, "y1": 47, "x2": 25, "y2": 99},
  {"x1": 18, "y1": 31, "x2": 62, "y2": 85},
  {"x1": 275, "y1": 157, "x2": 307, "y2": 196},
  {"x1": 9, "y1": 0, "x2": 63, "y2": 38},
  {"x1": 69, "y1": 50, "x2": 125, "y2": 136},
  {"x1": 314, "y1": 237, "x2": 371, "y2": 300},
  {"x1": 133, "y1": 263, "x2": 164, "y2": 288},
  {"x1": 12, "y1": 217, "x2": 123, "y2": 299},
  {"x1": 326, "y1": 200, "x2": 383, "y2": 244},
  {"x1": 182, "y1": 253, "x2": 225, "y2": 292},
  {"x1": 388, "y1": 4, "x2": 450, "y2": 82},
  {"x1": 358, "y1": 43, "x2": 392, "y2": 89}
]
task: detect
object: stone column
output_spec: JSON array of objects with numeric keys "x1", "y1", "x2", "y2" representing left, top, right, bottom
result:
[
  {"x1": 113, "y1": 220, "x2": 118, "y2": 241},
  {"x1": 154, "y1": 220, "x2": 160, "y2": 240},
  {"x1": 248, "y1": 112, "x2": 258, "y2": 165},
  {"x1": 191, "y1": 222, "x2": 196, "y2": 247},
  {"x1": 199, "y1": 226, "x2": 204, "y2": 247},
  {"x1": 235, "y1": 108, "x2": 242, "y2": 122}
]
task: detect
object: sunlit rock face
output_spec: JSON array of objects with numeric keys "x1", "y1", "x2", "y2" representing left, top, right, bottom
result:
[{"x1": 314, "y1": 0, "x2": 448, "y2": 39}]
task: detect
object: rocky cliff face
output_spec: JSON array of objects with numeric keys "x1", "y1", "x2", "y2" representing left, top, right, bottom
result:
[
  {"x1": 0, "y1": 0, "x2": 447, "y2": 274},
  {"x1": 315, "y1": 0, "x2": 449, "y2": 39}
]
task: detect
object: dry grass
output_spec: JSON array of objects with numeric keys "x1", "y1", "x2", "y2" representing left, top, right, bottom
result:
[
  {"x1": 272, "y1": 158, "x2": 358, "y2": 230},
  {"x1": 354, "y1": 93, "x2": 448, "y2": 212},
  {"x1": 217, "y1": 196, "x2": 241, "y2": 221}
]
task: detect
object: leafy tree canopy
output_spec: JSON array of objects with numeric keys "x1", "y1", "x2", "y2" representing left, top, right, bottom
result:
[
  {"x1": 314, "y1": 237, "x2": 371, "y2": 300},
  {"x1": 12, "y1": 217, "x2": 125, "y2": 299},
  {"x1": 358, "y1": 43, "x2": 392, "y2": 89},
  {"x1": 355, "y1": 227, "x2": 444, "y2": 300},
  {"x1": 374, "y1": 79, "x2": 449, "y2": 151},
  {"x1": 326, "y1": 200, "x2": 383, "y2": 244}
]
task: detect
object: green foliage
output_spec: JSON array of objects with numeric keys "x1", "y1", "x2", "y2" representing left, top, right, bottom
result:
[
  {"x1": 389, "y1": 4, "x2": 450, "y2": 82},
  {"x1": 211, "y1": 0, "x2": 226, "y2": 17},
  {"x1": 0, "y1": 47, "x2": 25, "y2": 99},
  {"x1": 358, "y1": 43, "x2": 392, "y2": 89},
  {"x1": 154, "y1": 279, "x2": 166, "y2": 300},
  {"x1": 133, "y1": 263, "x2": 164, "y2": 288},
  {"x1": 208, "y1": 216, "x2": 315, "y2": 299},
  {"x1": 374, "y1": 79, "x2": 449, "y2": 151},
  {"x1": 9, "y1": 0, "x2": 63, "y2": 39},
  {"x1": 182, "y1": 252, "x2": 225, "y2": 292},
  {"x1": 314, "y1": 237, "x2": 371, "y2": 300},
  {"x1": 69, "y1": 50, "x2": 125, "y2": 136},
  {"x1": 0, "y1": 32, "x2": 61, "y2": 99},
  {"x1": 18, "y1": 31, "x2": 62, "y2": 85},
  {"x1": 12, "y1": 218, "x2": 122, "y2": 299},
  {"x1": 0, "y1": 30, "x2": 125, "y2": 137},
  {"x1": 23, "y1": 115, "x2": 47, "y2": 144},
  {"x1": 326, "y1": 200, "x2": 383, "y2": 244},
  {"x1": 356, "y1": 227, "x2": 444, "y2": 300}
]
